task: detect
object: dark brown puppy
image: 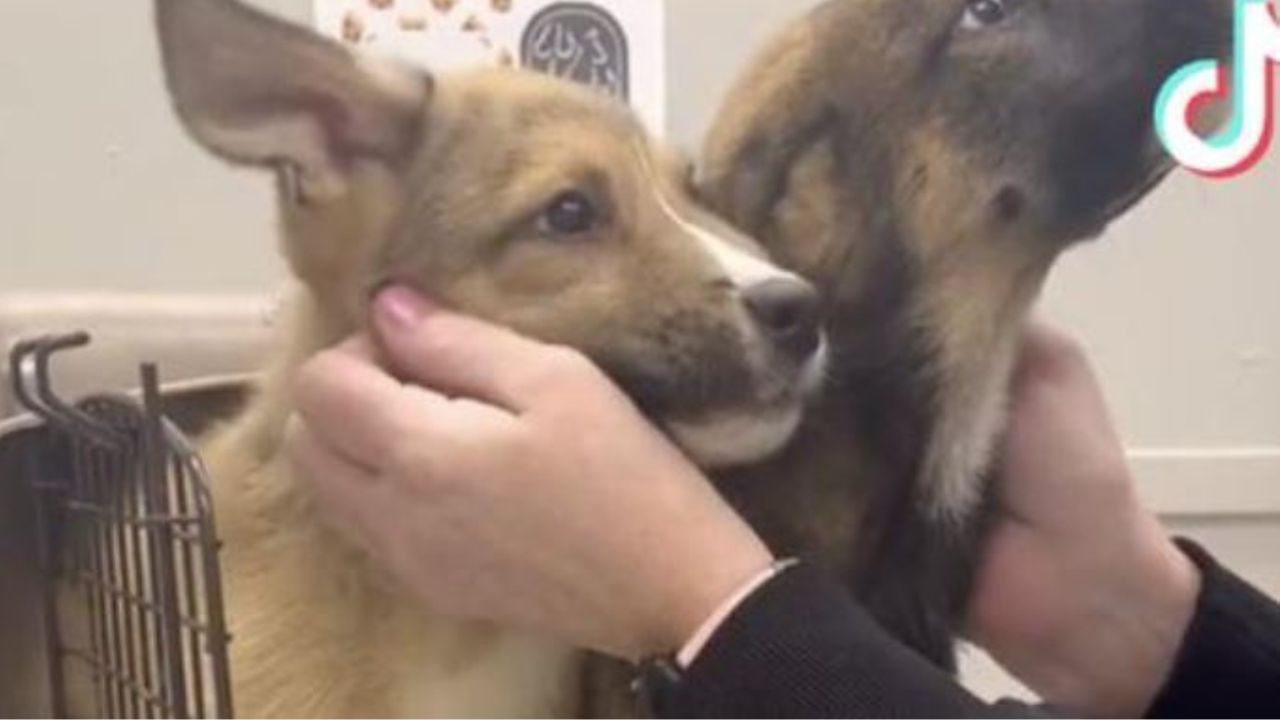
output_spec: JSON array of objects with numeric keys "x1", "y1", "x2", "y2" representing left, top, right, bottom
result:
[{"x1": 701, "y1": 0, "x2": 1233, "y2": 669}]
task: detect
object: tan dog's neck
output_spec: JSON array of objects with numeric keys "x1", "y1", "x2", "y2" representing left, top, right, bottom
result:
[
  {"x1": 224, "y1": 290, "x2": 354, "y2": 469},
  {"x1": 247, "y1": 156, "x2": 414, "y2": 437},
  {"x1": 226, "y1": 165, "x2": 409, "y2": 459}
]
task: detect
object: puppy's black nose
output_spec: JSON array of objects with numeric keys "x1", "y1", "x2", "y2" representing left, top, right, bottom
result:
[{"x1": 743, "y1": 278, "x2": 822, "y2": 362}]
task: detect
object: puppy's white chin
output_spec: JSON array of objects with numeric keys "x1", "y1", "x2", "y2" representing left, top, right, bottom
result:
[
  {"x1": 668, "y1": 406, "x2": 803, "y2": 469},
  {"x1": 670, "y1": 336, "x2": 828, "y2": 469}
]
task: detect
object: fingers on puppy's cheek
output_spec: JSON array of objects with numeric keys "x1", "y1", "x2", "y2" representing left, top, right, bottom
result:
[
  {"x1": 286, "y1": 418, "x2": 386, "y2": 551},
  {"x1": 288, "y1": 416, "x2": 379, "y2": 488},
  {"x1": 285, "y1": 422, "x2": 337, "y2": 506},
  {"x1": 336, "y1": 335, "x2": 378, "y2": 359},
  {"x1": 294, "y1": 347, "x2": 410, "y2": 465},
  {"x1": 284, "y1": 417, "x2": 315, "y2": 474}
]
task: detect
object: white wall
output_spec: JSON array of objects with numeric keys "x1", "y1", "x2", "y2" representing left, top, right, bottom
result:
[
  {"x1": 665, "y1": 0, "x2": 810, "y2": 152},
  {"x1": 0, "y1": 0, "x2": 303, "y2": 294},
  {"x1": 1046, "y1": 167, "x2": 1280, "y2": 513}
]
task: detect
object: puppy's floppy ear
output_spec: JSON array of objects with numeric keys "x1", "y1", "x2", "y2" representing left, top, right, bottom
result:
[
  {"x1": 155, "y1": 0, "x2": 431, "y2": 200},
  {"x1": 701, "y1": 17, "x2": 831, "y2": 233}
]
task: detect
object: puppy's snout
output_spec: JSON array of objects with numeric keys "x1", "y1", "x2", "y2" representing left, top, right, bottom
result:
[{"x1": 743, "y1": 278, "x2": 822, "y2": 362}]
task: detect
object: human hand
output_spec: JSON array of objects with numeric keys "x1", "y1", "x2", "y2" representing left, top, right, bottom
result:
[
  {"x1": 287, "y1": 286, "x2": 775, "y2": 661},
  {"x1": 968, "y1": 324, "x2": 1200, "y2": 716}
]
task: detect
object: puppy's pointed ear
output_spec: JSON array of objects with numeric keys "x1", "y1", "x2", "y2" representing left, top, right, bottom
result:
[{"x1": 155, "y1": 0, "x2": 431, "y2": 200}]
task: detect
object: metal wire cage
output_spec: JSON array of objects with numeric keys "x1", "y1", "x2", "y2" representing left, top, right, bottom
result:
[{"x1": 6, "y1": 333, "x2": 234, "y2": 719}]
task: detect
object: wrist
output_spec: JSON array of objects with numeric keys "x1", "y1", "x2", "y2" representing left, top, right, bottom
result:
[
  {"x1": 633, "y1": 527, "x2": 776, "y2": 662},
  {"x1": 675, "y1": 558, "x2": 799, "y2": 668},
  {"x1": 1033, "y1": 523, "x2": 1201, "y2": 716}
]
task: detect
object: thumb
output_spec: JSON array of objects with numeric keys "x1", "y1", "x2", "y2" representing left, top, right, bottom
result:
[{"x1": 371, "y1": 285, "x2": 570, "y2": 413}]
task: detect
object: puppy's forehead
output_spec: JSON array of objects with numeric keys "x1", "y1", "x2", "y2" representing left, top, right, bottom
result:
[
  {"x1": 438, "y1": 69, "x2": 642, "y2": 141},
  {"x1": 400, "y1": 68, "x2": 657, "y2": 199}
]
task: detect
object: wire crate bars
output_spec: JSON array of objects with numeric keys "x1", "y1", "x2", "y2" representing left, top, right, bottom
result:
[{"x1": 8, "y1": 333, "x2": 233, "y2": 719}]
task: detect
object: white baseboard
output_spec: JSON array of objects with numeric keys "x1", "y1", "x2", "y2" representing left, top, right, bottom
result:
[
  {"x1": 1132, "y1": 448, "x2": 1280, "y2": 518},
  {"x1": 0, "y1": 292, "x2": 279, "y2": 420}
]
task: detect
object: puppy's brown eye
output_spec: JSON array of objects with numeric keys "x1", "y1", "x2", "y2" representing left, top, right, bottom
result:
[
  {"x1": 540, "y1": 191, "x2": 599, "y2": 236},
  {"x1": 962, "y1": 0, "x2": 1018, "y2": 29}
]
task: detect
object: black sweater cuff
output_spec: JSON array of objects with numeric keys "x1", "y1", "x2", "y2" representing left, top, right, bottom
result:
[
  {"x1": 654, "y1": 563, "x2": 1032, "y2": 719},
  {"x1": 1147, "y1": 539, "x2": 1280, "y2": 718}
]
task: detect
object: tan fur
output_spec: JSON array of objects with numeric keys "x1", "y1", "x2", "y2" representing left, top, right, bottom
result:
[
  {"x1": 150, "y1": 0, "x2": 825, "y2": 713},
  {"x1": 199, "y1": 151, "x2": 597, "y2": 714},
  {"x1": 198, "y1": 284, "x2": 576, "y2": 716},
  {"x1": 204, "y1": 384, "x2": 582, "y2": 716}
]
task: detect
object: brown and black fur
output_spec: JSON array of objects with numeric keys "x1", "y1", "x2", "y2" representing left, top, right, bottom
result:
[{"x1": 698, "y1": 0, "x2": 1234, "y2": 670}]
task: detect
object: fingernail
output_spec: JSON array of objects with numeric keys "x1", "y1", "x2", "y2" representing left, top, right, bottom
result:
[{"x1": 375, "y1": 285, "x2": 434, "y2": 331}]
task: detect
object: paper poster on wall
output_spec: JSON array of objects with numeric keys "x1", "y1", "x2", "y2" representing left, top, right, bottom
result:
[{"x1": 314, "y1": 0, "x2": 666, "y2": 134}]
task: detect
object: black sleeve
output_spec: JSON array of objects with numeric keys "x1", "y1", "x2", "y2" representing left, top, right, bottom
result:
[
  {"x1": 651, "y1": 563, "x2": 1044, "y2": 719},
  {"x1": 1146, "y1": 539, "x2": 1280, "y2": 719},
  {"x1": 650, "y1": 542, "x2": 1280, "y2": 719}
]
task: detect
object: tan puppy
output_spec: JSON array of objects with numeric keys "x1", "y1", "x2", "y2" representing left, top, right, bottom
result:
[
  {"x1": 147, "y1": 0, "x2": 827, "y2": 716},
  {"x1": 700, "y1": 0, "x2": 1233, "y2": 669}
]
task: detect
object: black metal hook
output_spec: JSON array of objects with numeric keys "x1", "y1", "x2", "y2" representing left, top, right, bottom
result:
[
  {"x1": 8, "y1": 332, "x2": 126, "y2": 448},
  {"x1": 9, "y1": 337, "x2": 48, "y2": 418}
]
